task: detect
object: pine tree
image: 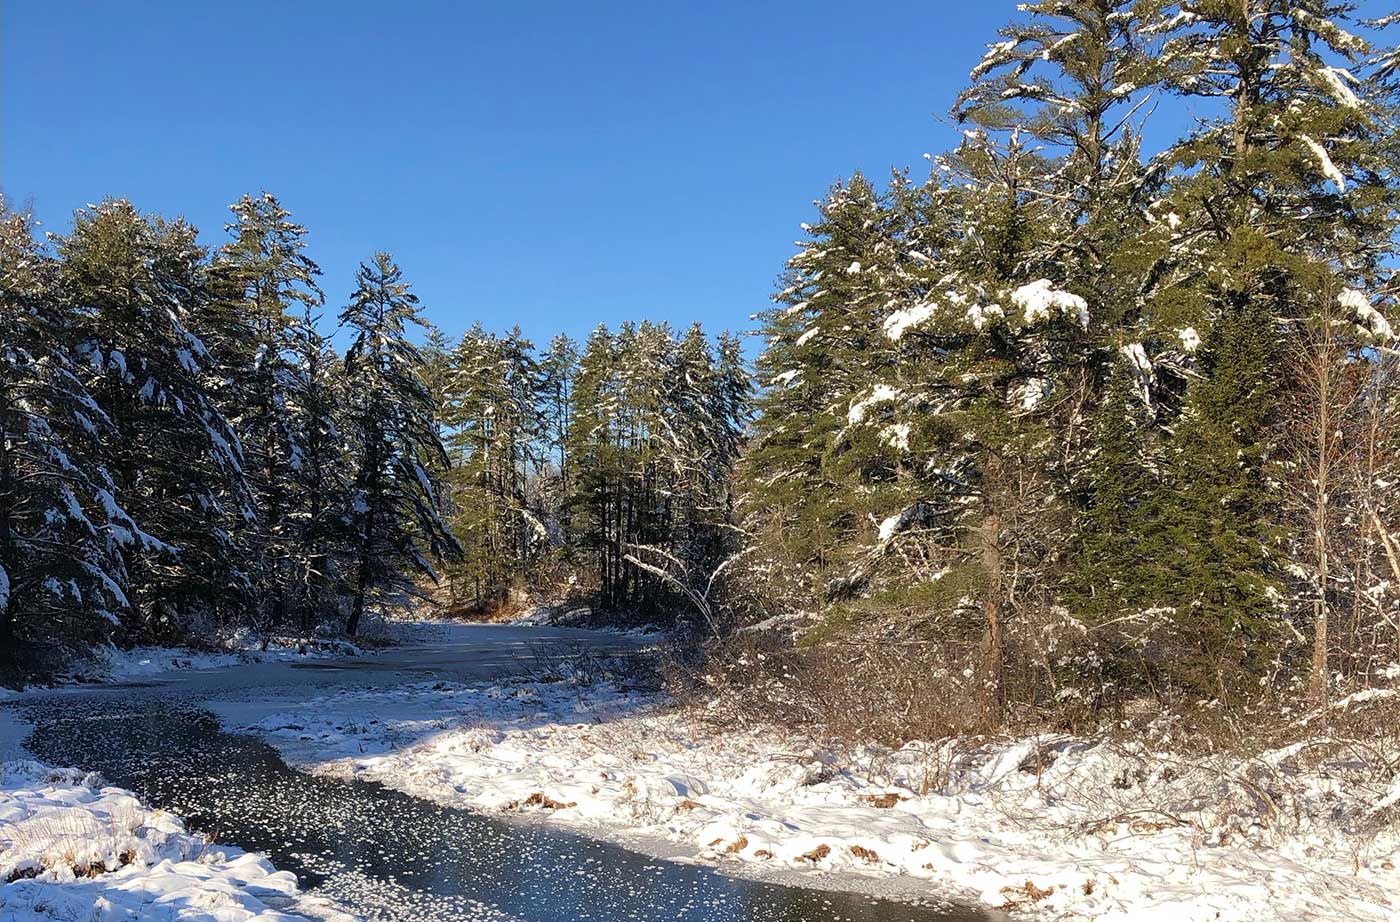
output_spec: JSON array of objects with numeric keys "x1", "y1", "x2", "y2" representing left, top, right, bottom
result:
[
  {"x1": 0, "y1": 206, "x2": 135, "y2": 650},
  {"x1": 566, "y1": 325, "x2": 623, "y2": 609},
  {"x1": 341, "y1": 253, "x2": 459, "y2": 635},
  {"x1": 1138, "y1": 2, "x2": 1398, "y2": 697},
  {"x1": 420, "y1": 323, "x2": 455, "y2": 452},
  {"x1": 1156, "y1": 295, "x2": 1284, "y2": 699},
  {"x1": 1060, "y1": 361, "x2": 1165, "y2": 705},
  {"x1": 57, "y1": 199, "x2": 248, "y2": 641},
  {"x1": 207, "y1": 192, "x2": 325, "y2": 631},
  {"x1": 285, "y1": 299, "x2": 351, "y2": 632},
  {"x1": 742, "y1": 174, "x2": 903, "y2": 580},
  {"x1": 539, "y1": 333, "x2": 579, "y2": 547}
]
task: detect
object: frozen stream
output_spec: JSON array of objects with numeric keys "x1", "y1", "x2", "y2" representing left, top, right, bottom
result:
[{"x1": 13, "y1": 625, "x2": 992, "y2": 922}]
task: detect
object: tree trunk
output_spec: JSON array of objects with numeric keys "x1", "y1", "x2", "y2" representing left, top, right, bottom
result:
[
  {"x1": 347, "y1": 540, "x2": 370, "y2": 638},
  {"x1": 0, "y1": 424, "x2": 13, "y2": 643},
  {"x1": 1366, "y1": 505, "x2": 1400, "y2": 662},
  {"x1": 980, "y1": 514, "x2": 1005, "y2": 728},
  {"x1": 1310, "y1": 354, "x2": 1333, "y2": 708}
]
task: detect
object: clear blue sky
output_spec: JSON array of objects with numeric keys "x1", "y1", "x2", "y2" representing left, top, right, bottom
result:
[{"x1": 4, "y1": 3, "x2": 1060, "y2": 346}]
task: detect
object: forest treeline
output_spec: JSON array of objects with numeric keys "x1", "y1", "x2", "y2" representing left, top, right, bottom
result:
[
  {"x1": 0, "y1": 190, "x2": 751, "y2": 667},
  {"x1": 0, "y1": 196, "x2": 464, "y2": 653},
  {"x1": 8, "y1": 1, "x2": 1400, "y2": 730},
  {"x1": 418, "y1": 320, "x2": 749, "y2": 618}
]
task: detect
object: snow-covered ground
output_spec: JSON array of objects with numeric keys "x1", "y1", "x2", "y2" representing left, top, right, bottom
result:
[
  {"x1": 215, "y1": 672, "x2": 1400, "y2": 921},
  {"x1": 86, "y1": 638, "x2": 362, "y2": 683},
  {"x1": 46, "y1": 611, "x2": 462, "y2": 685},
  {"x1": 0, "y1": 712, "x2": 347, "y2": 921}
]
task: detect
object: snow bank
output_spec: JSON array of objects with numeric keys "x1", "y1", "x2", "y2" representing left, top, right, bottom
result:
[
  {"x1": 216, "y1": 678, "x2": 1400, "y2": 921},
  {"x1": 0, "y1": 716, "x2": 345, "y2": 921}
]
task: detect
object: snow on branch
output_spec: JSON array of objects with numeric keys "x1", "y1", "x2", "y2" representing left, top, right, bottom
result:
[{"x1": 1010, "y1": 279, "x2": 1089, "y2": 329}]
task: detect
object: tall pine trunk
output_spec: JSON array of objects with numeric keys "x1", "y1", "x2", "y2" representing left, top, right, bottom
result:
[
  {"x1": 980, "y1": 514, "x2": 1005, "y2": 728},
  {"x1": 0, "y1": 423, "x2": 13, "y2": 644}
]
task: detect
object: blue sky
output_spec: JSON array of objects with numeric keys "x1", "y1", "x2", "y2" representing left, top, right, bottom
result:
[
  {"x1": 2, "y1": 2, "x2": 1159, "y2": 346},
  {"x1": 2, "y1": 1, "x2": 1027, "y2": 345}
]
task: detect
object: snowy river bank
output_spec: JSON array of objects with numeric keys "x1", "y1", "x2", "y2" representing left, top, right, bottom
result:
[{"x1": 0, "y1": 624, "x2": 990, "y2": 921}]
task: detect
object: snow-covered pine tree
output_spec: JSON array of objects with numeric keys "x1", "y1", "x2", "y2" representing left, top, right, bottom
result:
[
  {"x1": 57, "y1": 200, "x2": 249, "y2": 641},
  {"x1": 956, "y1": 0, "x2": 1158, "y2": 207},
  {"x1": 954, "y1": 0, "x2": 1167, "y2": 373},
  {"x1": 611, "y1": 320, "x2": 675, "y2": 614},
  {"x1": 207, "y1": 192, "x2": 326, "y2": 631},
  {"x1": 285, "y1": 299, "x2": 351, "y2": 632},
  {"x1": 666, "y1": 325, "x2": 727, "y2": 578},
  {"x1": 538, "y1": 332, "x2": 579, "y2": 546},
  {"x1": 340, "y1": 253, "x2": 460, "y2": 635},
  {"x1": 555, "y1": 321, "x2": 746, "y2": 624},
  {"x1": 741, "y1": 173, "x2": 904, "y2": 595},
  {"x1": 565, "y1": 325, "x2": 624, "y2": 609},
  {"x1": 0, "y1": 206, "x2": 135, "y2": 650},
  {"x1": 883, "y1": 131, "x2": 1085, "y2": 726},
  {"x1": 953, "y1": 0, "x2": 1187, "y2": 715},
  {"x1": 497, "y1": 326, "x2": 549, "y2": 580}
]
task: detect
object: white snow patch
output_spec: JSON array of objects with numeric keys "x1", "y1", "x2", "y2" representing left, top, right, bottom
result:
[
  {"x1": 1011, "y1": 280, "x2": 1089, "y2": 329},
  {"x1": 1013, "y1": 378, "x2": 1048, "y2": 411},
  {"x1": 966, "y1": 302, "x2": 1005, "y2": 332},
  {"x1": 1178, "y1": 327, "x2": 1202, "y2": 352},
  {"x1": 883, "y1": 304, "x2": 935, "y2": 341},
  {"x1": 1121, "y1": 342, "x2": 1154, "y2": 399},
  {"x1": 1317, "y1": 67, "x2": 1362, "y2": 108},
  {"x1": 847, "y1": 385, "x2": 900, "y2": 425},
  {"x1": 770, "y1": 369, "x2": 801, "y2": 388},
  {"x1": 1300, "y1": 135, "x2": 1346, "y2": 192},
  {"x1": 1339, "y1": 288, "x2": 1395, "y2": 341},
  {"x1": 0, "y1": 758, "x2": 344, "y2": 921},
  {"x1": 879, "y1": 423, "x2": 911, "y2": 451}
]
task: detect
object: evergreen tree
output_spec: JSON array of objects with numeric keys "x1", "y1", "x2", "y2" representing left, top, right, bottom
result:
[
  {"x1": 207, "y1": 192, "x2": 325, "y2": 631},
  {"x1": 539, "y1": 333, "x2": 579, "y2": 546},
  {"x1": 286, "y1": 299, "x2": 351, "y2": 632},
  {"x1": 1157, "y1": 296, "x2": 1284, "y2": 698},
  {"x1": 0, "y1": 207, "x2": 134, "y2": 649},
  {"x1": 341, "y1": 253, "x2": 459, "y2": 635},
  {"x1": 57, "y1": 199, "x2": 248, "y2": 641},
  {"x1": 1060, "y1": 360, "x2": 1165, "y2": 705},
  {"x1": 742, "y1": 174, "x2": 902, "y2": 579},
  {"x1": 566, "y1": 325, "x2": 624, "y2": 609},
  {"x1": 420, "y1": 323, "x2": 455, "y2": 453}
]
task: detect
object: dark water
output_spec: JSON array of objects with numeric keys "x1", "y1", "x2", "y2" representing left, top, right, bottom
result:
[{"x1": 22, "y1": 700, "x2": 988, "y2": 922}]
